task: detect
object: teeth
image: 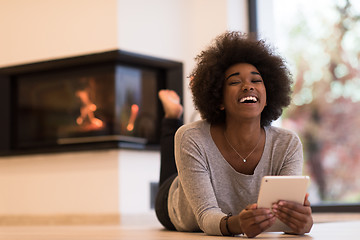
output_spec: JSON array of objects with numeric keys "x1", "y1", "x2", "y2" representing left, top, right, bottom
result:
[{"x1": 240, "y1": 96, "x2": 258, "y2": 103}]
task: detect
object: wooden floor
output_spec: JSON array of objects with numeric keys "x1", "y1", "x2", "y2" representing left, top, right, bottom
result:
[{"x1": 1, "y1": 213, "x2": 360, "y2": 240}]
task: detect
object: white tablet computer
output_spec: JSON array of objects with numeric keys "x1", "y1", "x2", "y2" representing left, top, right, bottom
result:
[{"x1": 257, "y1": 176, "x2": 310, "y2": 232}]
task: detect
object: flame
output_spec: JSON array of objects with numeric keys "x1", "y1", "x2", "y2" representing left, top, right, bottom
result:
[
  {"x1": 126, "y1": 104, "x2": 139, "y2": 132},
  {"x1": 76, "y1": 89, "x2": 103, "y2": 129}
]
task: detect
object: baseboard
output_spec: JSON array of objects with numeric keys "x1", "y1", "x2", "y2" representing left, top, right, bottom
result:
[{"x1": 0, "y1": 214, "x2": 120, "y2": 226}]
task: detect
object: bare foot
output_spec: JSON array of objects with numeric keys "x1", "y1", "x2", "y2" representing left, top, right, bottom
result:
[{"x1": 158, "y1": 89, "x2": 183, "y2": 119}]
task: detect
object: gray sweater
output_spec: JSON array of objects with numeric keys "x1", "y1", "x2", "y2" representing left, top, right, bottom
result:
[{"x1": 168, "y1": 120, "x2": 303, "y2": 236}]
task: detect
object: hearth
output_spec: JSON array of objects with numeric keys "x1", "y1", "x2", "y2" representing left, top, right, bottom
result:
[{"x1": 0, "y1": 50, "x2": 183, "y2": 155}]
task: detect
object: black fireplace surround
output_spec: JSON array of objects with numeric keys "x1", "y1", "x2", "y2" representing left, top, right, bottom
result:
[{"x1": 0, "y1": 50, "x2": 183, "y2": 155}]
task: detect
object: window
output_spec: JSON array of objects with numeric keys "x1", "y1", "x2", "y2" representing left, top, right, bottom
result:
[{"x1": 256, "y1": 0, "x2": 360, "y2": 209}]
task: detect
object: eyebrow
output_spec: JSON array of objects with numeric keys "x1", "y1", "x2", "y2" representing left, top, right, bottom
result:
[{"x1": 225, "y1": 71, "x2": 261, "y2": 80}]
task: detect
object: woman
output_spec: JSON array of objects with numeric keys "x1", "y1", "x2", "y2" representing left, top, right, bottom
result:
[{"x1": 155, "y1": 31, "x2": 313, "y2": 238}]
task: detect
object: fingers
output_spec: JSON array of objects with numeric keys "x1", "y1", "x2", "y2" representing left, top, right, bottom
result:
[
  {"x1": 272, "y1": 200, "x2": 313, "y2": 234},
  {"x1": 304, "y1": 193, "x2": 311, "y2": 206},
  {"x1": 276, "y1": 200, "x2": 310, "y2": 214},
  {"x1": 239, "y1": 207, "x2": 276, "y2": 238},
  {"x1": 246, "y1": 203, "x2": 258, "y2": 210}
]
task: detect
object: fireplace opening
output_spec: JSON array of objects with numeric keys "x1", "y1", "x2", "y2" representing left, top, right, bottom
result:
[{"x1": 0, "y1": 50, "x2": 183, "y2": 155}]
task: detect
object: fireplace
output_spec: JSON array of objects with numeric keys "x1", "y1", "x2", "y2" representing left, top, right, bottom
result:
[{"x1": 0, "y1": 50, "x2": 183, "y2": 155}]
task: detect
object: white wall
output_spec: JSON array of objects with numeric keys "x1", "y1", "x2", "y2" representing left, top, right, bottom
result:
[
  {"x1": 118, "y1": 150, "x2": 160, "y2": 214},
  {"x1": 0, "y1": 150, "x2": 120, "y2": 215},
  {"x1": 116, "y1": 0, "x2": 232, "y2": 123},
  {"x1": 0, "y1": 0, "x2": 248, "y2": 223},
  {"x1": 0, "y1": 0, "x2": 118, "y2": 67}
]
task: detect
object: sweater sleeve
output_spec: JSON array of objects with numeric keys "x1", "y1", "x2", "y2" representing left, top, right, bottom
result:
[
  {"x1": 174, "y1": 125, "x2": 225, "y2": 236},
  {"x1": 279, "y1": 130, "x2": 304, "y2": 176}
]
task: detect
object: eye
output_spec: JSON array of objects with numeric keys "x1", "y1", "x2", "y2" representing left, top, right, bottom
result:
[
  {"x1": 229, "y1": 80, "x2": 241, "y2": 85},
  {"x1": 252, "y1": 79, "x2": 263, "y2": 83}
]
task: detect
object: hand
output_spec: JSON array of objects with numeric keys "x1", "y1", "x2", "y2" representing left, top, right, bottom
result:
[
  {"x1": 238, "y1": 203, "x2": 276, "y2": 238},
  {"x1": 272, "y1": 193, "x2": 313, "y2": 235}
]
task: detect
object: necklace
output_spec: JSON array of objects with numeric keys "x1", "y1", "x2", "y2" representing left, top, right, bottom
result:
[{"x1": 223, "y1": 130, "x2": 262, "y2": 163}]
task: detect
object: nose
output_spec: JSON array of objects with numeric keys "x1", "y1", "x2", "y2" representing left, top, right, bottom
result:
[{"x1": 242, "y1": 83, "x2": 254, "y2": 92}]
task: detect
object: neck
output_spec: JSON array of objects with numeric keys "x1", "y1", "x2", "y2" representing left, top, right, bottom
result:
[{"x1": 224, "y1": 119, "x2": 262, "y2": 144}]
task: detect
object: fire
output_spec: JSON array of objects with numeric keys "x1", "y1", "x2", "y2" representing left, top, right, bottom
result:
[
  {"x1": 126, "y1": 104, "x2": 139, "y2": 132},
  {"x1": 76, "y1": 89, "x2": 104, "y2": 129}
]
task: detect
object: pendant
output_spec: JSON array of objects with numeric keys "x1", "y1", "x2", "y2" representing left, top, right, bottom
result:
[{"x1": 243, "y1": 159, "x2": 246, "y2": 163}]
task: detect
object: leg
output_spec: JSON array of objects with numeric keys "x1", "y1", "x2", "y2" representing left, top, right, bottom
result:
[
  {"x1": 155, "y1": 90, "x2": 183, "y2": 230},
  {"x1": 159, "y1": 118, "x2": 182, "y2": 185},
  {"x1": 158, "y1": 90, "x2": 183, "y2": 186},
  {"x1": 155, "y1": 173, "x2": 178, "y2": 230}
]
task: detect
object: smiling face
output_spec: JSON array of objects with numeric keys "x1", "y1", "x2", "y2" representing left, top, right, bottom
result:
[{"x1": 222, "y1": 63, "x2": 267, "y2": 122}]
